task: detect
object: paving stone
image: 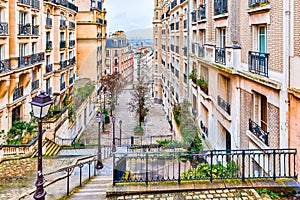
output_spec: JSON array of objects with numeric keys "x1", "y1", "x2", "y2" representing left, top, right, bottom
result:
[
  {"x1": 216, "y1": 189, "x2": 223, "y2": 193},
  {"x1": 186, "y1": 196, "x2": 193, "y2": 200},
  {"x1": 221, "y1": 193, "x2": 227, "y2": 197},
  {"x1": 207, "y1": 194, "x2": 213, "y2": 198},
  {"x1": 199, "y1": 195, "x2": 206, "y2": 198}
]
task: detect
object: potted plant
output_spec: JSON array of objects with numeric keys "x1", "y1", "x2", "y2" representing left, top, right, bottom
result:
[
  {"x1": 188, "y1": 69, "x2": 197, "y2": 83},
  {"x1": 25, "y1": 23, "x2": 31, "y2": 27},
  {"x1": 196, "y1": 77, "x2": 208, "y2": 93},
  {"x1": 134, "y1": 124, "x2": 143, "y2": 135}
]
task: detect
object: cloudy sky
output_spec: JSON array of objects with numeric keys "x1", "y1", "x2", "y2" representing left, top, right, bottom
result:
[{"x1": 105, "y1": 0, "x2": 154, "y2": 33}]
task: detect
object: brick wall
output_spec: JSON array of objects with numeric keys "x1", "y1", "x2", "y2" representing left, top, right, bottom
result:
[
  {"x1": 267, "y1": 103, "x2": 280, "y2": 148},
  {"x1": 240, "y1": 89, "x2": 252, "y2": 148},
  {"x1": 294, "y1": 0, "x2": 300, "y2": 55}
]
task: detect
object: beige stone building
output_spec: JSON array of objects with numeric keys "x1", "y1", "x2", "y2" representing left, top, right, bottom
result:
[
  {"x1": 0, "y1": 0, "x2": 78, "y2": 141},
  {"x1": 154, "y1": 0, "x2": 297, "y2": 176}
]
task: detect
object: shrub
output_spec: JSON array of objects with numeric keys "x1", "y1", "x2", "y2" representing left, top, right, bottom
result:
[{"x1": 134, "y1": 125, "x2": 143, "y2": 133}]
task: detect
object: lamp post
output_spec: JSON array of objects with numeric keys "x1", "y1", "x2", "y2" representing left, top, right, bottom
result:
[
  {"x1": 119, "y1": 120, "x2": 122, "y2": 146},
  {"x1": 30, "y1": 91, "x2": 53, "y2": 200},
  {"x1": 112, "y1": 116, "x2": 116, "y2": 152},
  {"x1": 95, "y1": 111, "x2": 103, "y2": 169}
]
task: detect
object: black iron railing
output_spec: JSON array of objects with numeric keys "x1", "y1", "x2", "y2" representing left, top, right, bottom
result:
[
  {"x1": 60, "y1": 82, "x2": 66, "y2": 91},
  {"x1": 18, "y1": 55, "x2": 31, "y2": 68},
  {"x1": 13, "y1": 86, "x2": 23, "y2": 101},
  {"x1": 31, "y1": 80, "x2": 39, "y2": 91},
  {"x1": 130, "y1": 135, "x2": 173, "y2": 146},
  {"x1": 198, "y1": 45, "x2": 205, "y2": 58},
  {"x1": 69, "y1": 40, "x2": 75, "y2": 48},
  {"x1": 31, "y1": 52, "x2": 45, "y2": 64},
  {"x1": 217, "y1": 95, "x2": 230, "y2": 115},
  {"x1": 46, "y1": 64, "x2": 53, "y2": 73},
  {"x1": 215, "y1": 47, "x2": 226, "y2": 65},
  {"x1": 60, "y1": 40, "x2": 66, "y2": 49},
  {"x1": 18, "y1": 0, "x2": 30, "y2": 5},
  {"x1": 19, "y1": 24, "x2": 31, "y2": 35},
  {"x1": 197, "y1": 5, "x2": 206, "y2": 20},
  {"x1": 44, "y1": 0, "x2": 78, "y2": 12},
  {"x1": 69, "y1": 21, "x2": 75, "y2": 29},
  {"x1": 31, "y1": 0, "x2": 40, "y2": 9},
  {"x1": 46, "y1": 41, "x2": 53, "y2": 50},
  {"x1": 249, "y1": 119, "x2": 269, "y2": 146},
  {"x1": 0, "y1": 59, "x2": 11, "y2": 73},
  {"x1": 113, "y1": 148, "x2": 297, "y2": 185},
  {"x1": 214, "y1": 0, "x2": 228, "y2": 15},
  {"x1": 46, "y1": 87, "x2": 52, "y2": 96},
  {"x1": 248, "y1": 51, "x2": 269, "y2": 77},
  {"x1": 0, "y1": 23, "x2": 8, "y2": 35},
  {"x1": 32, "y1": 26, "x2": 39, "y2": 35},
  {"x1": 60, "y1": 60, "x2": 67, "y2": 69},
  {"x1": 249, "y1": 0, "x2": 269, "y2": 8},
  {"x1": 46, "y1": 18, "x2": 52, "y2": 27}
]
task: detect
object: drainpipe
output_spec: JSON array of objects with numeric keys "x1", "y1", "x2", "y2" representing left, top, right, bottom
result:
[{"x1": 186, "y1": 0, "x2": 190, "y2": 100}]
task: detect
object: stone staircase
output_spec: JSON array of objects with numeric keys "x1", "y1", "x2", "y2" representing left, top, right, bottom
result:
[{"x1": 67, "y1": 175, "x2": 112, "y2": 200}]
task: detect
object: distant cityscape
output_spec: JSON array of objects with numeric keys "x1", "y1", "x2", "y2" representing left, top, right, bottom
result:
[{"x1": 128, "y1": 38, "x2": 153, "y2": 47}]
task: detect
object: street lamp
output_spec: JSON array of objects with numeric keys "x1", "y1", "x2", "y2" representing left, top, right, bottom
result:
[
  {"x1": 95, "y1": 111, "x2": 104, "y2": 169},
  {"x1": 30, "y1": 91, "x2": 53, "y2": 200},
  {"x1": 112, "y1": 116, "x2": 116, "y2": 152},
  {"x1": 119, "y1": 120, "x2": 122, "y2": 146}
]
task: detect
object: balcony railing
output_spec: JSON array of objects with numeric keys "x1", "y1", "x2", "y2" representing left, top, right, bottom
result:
[
  {"x1": 69, "y1": 57, "x2": 76, "y2": 66},
  {"x1": 44, "y1": 0, "x2": 78, "y2": 11},
  {"x1": 18, "y1": 0, "x2": 30, "y2": 6},
  {"x1": 32, "y1": 26, "x2": 39, "y2": 35},
  {"x1": 69, "y1": 40, "x2": 75, "y2": 48},
  {"x1": 46, "y1": 64, "x2": 53, "y2": 73},
  {"x1": 248, "y1": 51, "x2": 269, "y2": 77},
  {"x1": 248, "y1": 0, "x2": 269, "y2": 8},
  {"x1": 249, "y1": 119, "x2": 269, "y2": 146},
  {"x1": 46, "y1": 87, "x2": 52, "y2": 95},
  {"x1": 60, "y1": 20, "x2": 67, "y2": 29},
  {"x1": 197, "y1": 5, "x2": 206, "y2": 20},
  {"x1": 198, "y1": 45, "x2": 205, "y2": 58},
  {"x1": 31, "y1": 79, "x2": 39, "y2": 91},
  {"x1": 46, "y1": 41, "x2": 53, "y2": 50},
  {"x1": 46, "y1": 87, "x2": 52, "y2": 96},
  {"x1": 18, "y1": 55, "x2": 31, "y2": 68},
  {"x1": 31, "y1": 52, "x2": 45, "y2": 64},
  {"x1": 13, "y1": 86, "x2": 23, "y2": 101},
  {"x1": 69, "y1": 21, "x2": 75, "y2": 29},
  {"x1": 60, "y1": 82, "x2": 66, "y2": 91},
  {"x1": 214, "y1": 0, "x2": 228, "y2": 15},
  {"x1": 0, "y1": 23, "x2": 8, "y2": 35},
  {"x1": 60, "y1": 60, "x2": 67, "y2": 69},
  {"x1": 217, "y1": 95, "x2": 230, "y2": 115},
  {"x1": 19, "y1": 24, "x2": 31, "y2": 35},
  {"x1": 215, "y1": 47, "x2": 226, "y2": 65},
  {"x1": 60, "y1": 40, "x2": 66, "y2": 49},
  {"x1": 31, "y1": 0, "x2": 40, "y2": 9},
  {"x1": 46, "y1": 18, "x2": 52, "y2": 27},
  {"x1": 0, "y1": 59, "x2": 11, "y2": 74}
]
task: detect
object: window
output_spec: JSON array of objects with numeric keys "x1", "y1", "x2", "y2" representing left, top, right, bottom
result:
[
  {"x1": 60, "y1": 53, "x2": 64, "y2": 61},
  {"x1": 218, "y1": 74, "x2": 230, "y2": 102},
  {"x1": 258, "y1": 26, "x2": 266, "y2": 53},
  {"x1": 0, "y1": 45, "x2": 4, "y2": 61},
  {"x1": 19, "y1": 43, "x2": 27, "y2": 57},
  {"x1": 219, "y1": 28, "x2": 226, "y2": 48},
  {"x1": 60, "y1": 32, "x2": 64, "y2": 41},
  {"x1": 46, "y1": 55, "x2": 50, "y2": 65},
  {"x1": 19, "y1": 12, "x2": 26, "y2": 25},
  {"x1": 32, "y1": 42, "x2": 37, "y2": 54},
  {"x1": 253, "y1": 92, "x2": 267, "y2": 132},
  {"x1": 61, "y1": 73, "x2": 65, "y2": 83}
]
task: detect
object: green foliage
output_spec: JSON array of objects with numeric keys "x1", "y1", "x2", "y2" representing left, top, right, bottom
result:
[
  {"x1": 68, "y1": 103, "x2": 75, "y2": 123},
  {"x1": 173, "y1": 103, "x2": 181, "y2": 126},
  {"x1": 256, "y1": 188, "x2": 280, "y2": 199},
  {"x1": 47, "y1": 104, "x2": 62, "y2": 119},
  {"x1": 73, "y1": 81, "x2": 95, "y2": 107},
  {"x1": 102, "y1": 109, "x2": 109, "y2": 115},
  {"x1": 190, "y1": 136, "x2": 202, "y2": 152},
  {"x1": 156, "y1": 139, "x2": 172, "y2": 147},
  {"x1": 6, "y1": 121, "x2": 37, "y2": 145},
  {"x1": 134, "y1": 124, "x2": 143, "y2": 133},
  {"x1": 188, "y1": 69, "x2": 197, "y2": 81},
  {"x1": 180, "y1": 161, "x2": 238, "y2": 179},
  {"x1": 196, "y1": 78, "x2": 207, "y2": 88}
]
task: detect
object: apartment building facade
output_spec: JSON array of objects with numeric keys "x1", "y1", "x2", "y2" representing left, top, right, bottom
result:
[
  {"x1": 0, "y1": 0, "x2": 78, "y2": 142},
  {"x1": 106, "y1": 31, "x2": 134, "y2": 82},
  {"x1": 154, "y1": 0, "x2": 296, "y2": 176}
]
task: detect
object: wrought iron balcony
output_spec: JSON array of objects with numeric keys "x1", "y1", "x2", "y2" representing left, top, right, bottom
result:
[
  {"x1": 32, "y1": 26, "x2": 39, "y2": 36},
  {"x1": 217, "y1": 95, "x2": 230, "y2": 115},
  {"x1": 18, "y1": 0, "x2": 30, "y2": 6},
  {"x1": 44, "y1": 0, "x2": 78, "y2": 12},
  {"x1": 69, "y1": 21, "x2": 75, "y2": 29},
  {"x1": 19, "y1": 24, "x2": 31, "y2": 35},
  {"x1": 60, "y1": 82, "x2": 66, "y2": 91},
  {"x1": 46, "y1": 41, "x2": 53, "y2": 50},
  {"x1": 46, "y1": 87, "x2": 52, "y2": 96},
  {"x1": 0, "y1": 59, "x2": 11, "y2": 74},
  {"x1": 214, "y1": 0, "x2": 228, "y2": 15},
  {"x1": 198, "y1": 45, "x2": 205, "y2": 58},
  {"x1": 31, "y1": 79, "x2": 39, "y2": 91},
  {"x1": 249, "y1": 0, "x2": 269, "y2": 8},
  {"x1": 197, "y1": 5, "x2": 206, "y2": 20},
  {"x1": 69, "y1": 57, "x2": 76, "y2": 66},
  {"x1": 31, "y1": 52, "x2": 45, "y2": 64},
  {"x1": 31, "y1": 0, "x2": 40, "y2": 9},
  {"x1": 67, "y1": 2, "x2": 78, "y2": 12},
  {"x1": 69, "y1": 40, "x2": 75, "y2": 48},
  {"x1": 60, "y1": 20, "x2": 67, "y2": 29},
  {"x1": 46, "y1": 18, "x2": 52, "y2": 27},
  {"x1": 60, "y1": 40, "x2": 66, "y2": 49},
  {"x1": 18, "y1": 55, "x2": 31, "y2": 68},
  {"x1": 249, "y1": 119, "x2": 269, "y2": 146},
  {"x1": 46, "y1": 63, "x2": 53, "y2": 73},
  {"x1": 13, "y1": 86, "x2": 23, "y2": 101},
  {"x1": 248, "y1": 51, "x2": 269, "y2": 77},
  {"x1": 0, "y1": 23, "x2": 8, "y2": 35},
  {"x1": 60, "y1": 60, "x2": 67, "y2": 69},
  {"x1": 215, "y1": 47, "x2": 226, "y2": 65}
]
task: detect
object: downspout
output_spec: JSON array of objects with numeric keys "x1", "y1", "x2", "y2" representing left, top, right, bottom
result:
[{"x1": 186, "y1": 0, "x2": 190, "y2": 100}]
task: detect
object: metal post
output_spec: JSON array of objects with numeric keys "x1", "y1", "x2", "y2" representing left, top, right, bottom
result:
[
  {"x1": 33, "y1": 120, "x2": 46, "y2": 200},
  {"x1": 146, "y1": 153, "x2": 149, "y2": 185},
  {"x1": 273, "y1": 150, "x2": 276, "y2": 181},
  {"x1": 210, "y1": 150, "x2": 213, "y2": 183},
  {"x1": 96, "y1": 119, "x2": 103, "y2": 169},
  {"x1": 112, "y1": 117, "x2": 116, "y2": 152},
  {"x1": 119, "y1": 120, "x2": 122, "y2": 146},
  {"x1": 242, "y1": 150, "x2": 245, "y2": 182},
  {"x1": 178, "y1": 153, "x2": 181, "y2": 184}
]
